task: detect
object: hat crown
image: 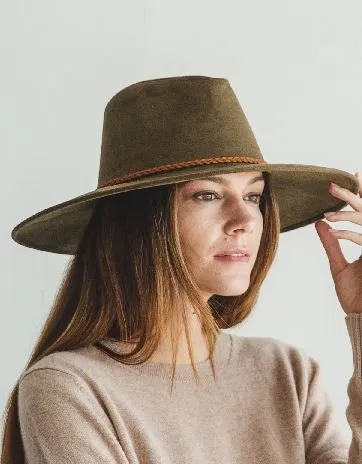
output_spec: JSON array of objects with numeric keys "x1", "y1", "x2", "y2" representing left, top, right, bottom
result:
[{"x1": 97, "y1": 75, "x2": 264, "y2": 188}]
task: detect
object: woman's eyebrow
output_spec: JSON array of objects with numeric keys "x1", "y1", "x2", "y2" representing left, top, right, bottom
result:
[{"x1": 184, "y1": 174, "x2": 264, "y2": 187}]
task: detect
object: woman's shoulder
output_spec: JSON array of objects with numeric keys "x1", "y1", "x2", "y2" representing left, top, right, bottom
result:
[
  {"x1": 19, "y1": 342, "x2": 105, "y2": 386},
  {"x1": 228, "y1": 331, "x2": 311, "y2": 367}
]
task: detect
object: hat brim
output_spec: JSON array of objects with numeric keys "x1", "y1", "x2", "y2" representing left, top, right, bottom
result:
[{"x1": 11, "y1": 163, "x2": 359, "y2": 254}]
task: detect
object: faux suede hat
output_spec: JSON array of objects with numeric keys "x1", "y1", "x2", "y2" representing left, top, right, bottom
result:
[{"x1": 11, "y1": 75, "x2": 360, "y2": 255}]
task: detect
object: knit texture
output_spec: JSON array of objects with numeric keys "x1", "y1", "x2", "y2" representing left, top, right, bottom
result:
[{"x1": 18, "y1": 313, "x2": 362, "y2": 463}]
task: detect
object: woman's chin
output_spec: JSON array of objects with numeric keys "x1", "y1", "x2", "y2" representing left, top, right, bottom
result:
[{"x1": 209, "y1": 284, "x2": 250, "y2": 297}]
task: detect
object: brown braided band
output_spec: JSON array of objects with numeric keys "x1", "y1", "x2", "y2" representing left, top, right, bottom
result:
[{"x1": 100, "y1": 156, "x2": 265, "y2": 188}]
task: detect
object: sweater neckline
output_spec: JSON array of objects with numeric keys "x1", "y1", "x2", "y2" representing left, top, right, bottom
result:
[{"x1": 94, "y1": 330, "x2": 233, "y2": 382}]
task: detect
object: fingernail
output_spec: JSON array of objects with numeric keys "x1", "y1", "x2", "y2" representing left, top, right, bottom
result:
[{"x1": 330, "y1": 182, "x2": 341, "y2": 191}]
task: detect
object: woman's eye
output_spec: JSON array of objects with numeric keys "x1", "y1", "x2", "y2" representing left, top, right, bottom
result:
[
  {"x1": 247, "y1": 194, "x2": 263, "y2": 204},
  {"x1": 193, "y1": 191, "x2": 263, "y2": 204},
  {"x1": 193, "y1": 191, "x2": 219, "y2": 201}
]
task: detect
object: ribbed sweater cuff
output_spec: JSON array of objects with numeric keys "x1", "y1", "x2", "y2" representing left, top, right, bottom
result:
[{"x1": 345, "y1": 313, "x2": 362, "y2": 388}]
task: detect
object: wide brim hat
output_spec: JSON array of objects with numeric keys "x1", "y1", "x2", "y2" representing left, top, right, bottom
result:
[{"x1": 11, "y1": 75, "x2": 359, "y2": 255}]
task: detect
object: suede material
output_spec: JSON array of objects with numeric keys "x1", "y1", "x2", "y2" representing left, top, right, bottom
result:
[{"x1": 11, "y1": 75, "x2": 360, "y2": 255}]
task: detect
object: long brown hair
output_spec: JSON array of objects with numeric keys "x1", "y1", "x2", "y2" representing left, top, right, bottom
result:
[{"x1": 1, "y1": 171, "x2": 280, "y2": 463}]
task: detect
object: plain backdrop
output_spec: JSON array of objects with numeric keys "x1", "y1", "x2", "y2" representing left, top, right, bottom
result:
[{"x1": 1, "y1": 0, "x2": 361, "y2": 445}]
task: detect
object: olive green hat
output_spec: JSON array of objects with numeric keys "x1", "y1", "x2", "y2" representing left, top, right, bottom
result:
[{"x1": 11, "y1": 75, "x2": 359, "y2": 255}]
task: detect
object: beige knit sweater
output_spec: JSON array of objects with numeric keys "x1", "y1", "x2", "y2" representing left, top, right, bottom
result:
[{"x1": 18, "y1": 313, "x2": 362, "y2": 463}]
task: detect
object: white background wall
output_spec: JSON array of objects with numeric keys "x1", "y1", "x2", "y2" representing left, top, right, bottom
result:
[{"x1": 2, "y1": 0, "x2": 362, "y2": 445}]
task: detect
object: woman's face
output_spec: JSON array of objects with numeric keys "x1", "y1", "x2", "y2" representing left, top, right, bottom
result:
[{"x1": 176, "y1": 171, "x2": 265, "y2": 301}]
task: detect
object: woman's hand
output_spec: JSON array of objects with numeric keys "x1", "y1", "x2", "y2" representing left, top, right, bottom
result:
[{"x1": 315, "y1": 171, "x2": 362, "y2": 315}]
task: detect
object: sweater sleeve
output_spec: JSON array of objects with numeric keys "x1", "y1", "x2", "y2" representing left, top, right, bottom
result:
[
  {"x1": 18, "y1": 367, "x2": 130, "y2": 464},
  {"x1": 303, "y1": 313, "x2": 362, "y2": 464}
]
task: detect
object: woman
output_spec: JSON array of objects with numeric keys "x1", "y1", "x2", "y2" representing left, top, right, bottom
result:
[{"x1": 2, "y1": 75, "x2": 362, "y2": 463}]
